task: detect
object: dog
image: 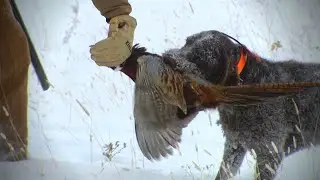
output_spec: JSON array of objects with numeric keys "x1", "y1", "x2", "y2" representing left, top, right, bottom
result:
[{"x1": 162, "y1": 30, "x2": 320, "y2": 180}]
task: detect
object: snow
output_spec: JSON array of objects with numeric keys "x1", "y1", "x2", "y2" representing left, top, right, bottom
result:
[{"x1": 0, "y1": 0, "x2": 319, "y2": 179}]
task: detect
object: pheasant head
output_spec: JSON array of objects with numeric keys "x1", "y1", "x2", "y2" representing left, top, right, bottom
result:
[{"x1": 108, "y1": 44, "x2": 154, "y2": 82}]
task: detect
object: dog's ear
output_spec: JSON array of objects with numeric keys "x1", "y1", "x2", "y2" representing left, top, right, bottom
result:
[{"x1": 230, "y1": 43, "x2": 242, "y2": 61}]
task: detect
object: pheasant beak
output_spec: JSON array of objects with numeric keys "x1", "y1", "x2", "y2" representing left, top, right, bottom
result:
[
  {"x1": 114, "y1": 66, "x2": 122, "y2": 71},
  {"x1": 111, "y1": 65, "x2": 123, "y2": 71},
  {"x1": 110, "y1": 61, "x2": 126, "y2": 71}
]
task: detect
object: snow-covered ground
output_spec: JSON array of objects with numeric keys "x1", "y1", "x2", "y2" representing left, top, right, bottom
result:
[{"x1": 0, "y1": 0, "x2": 320, "y2": 179}]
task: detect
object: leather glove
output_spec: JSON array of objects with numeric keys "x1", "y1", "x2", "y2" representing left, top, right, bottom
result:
[{"x1": 90, "y1": 15, "x2": 137, "y2": 67}]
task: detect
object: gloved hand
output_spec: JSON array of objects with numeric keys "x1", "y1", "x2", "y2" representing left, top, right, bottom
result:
[{"x1": 90, "y1": 15, "x2": 137, "y2": 67}]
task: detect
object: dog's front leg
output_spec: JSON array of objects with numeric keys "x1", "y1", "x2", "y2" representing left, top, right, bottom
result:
[
  {"x1": 283, "y1": 132, "x2": 304, "y2": 157},
  {"x1": 254, "y1": 145, "x2": 283, "y2": 180},
  {"x1": 215, "y1": 137, "x2": 246, "y2": 180}
]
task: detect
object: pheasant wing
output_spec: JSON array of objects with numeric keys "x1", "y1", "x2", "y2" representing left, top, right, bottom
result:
[{"x1": 133, "y1": 56, "x2": 191, "y2": 160}]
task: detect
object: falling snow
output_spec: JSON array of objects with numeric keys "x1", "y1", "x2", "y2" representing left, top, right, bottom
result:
[{"x1": 0, "y1": 0, "x2": 319, "y2": 180}]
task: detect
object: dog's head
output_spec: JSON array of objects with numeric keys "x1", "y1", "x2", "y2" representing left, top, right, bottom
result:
[
  {"x1": 161, "y1": 30, "x2": 248, "y2": 85},
  {"x1": 110, "y1": 30, "x2": 255, "y2": 84}
]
